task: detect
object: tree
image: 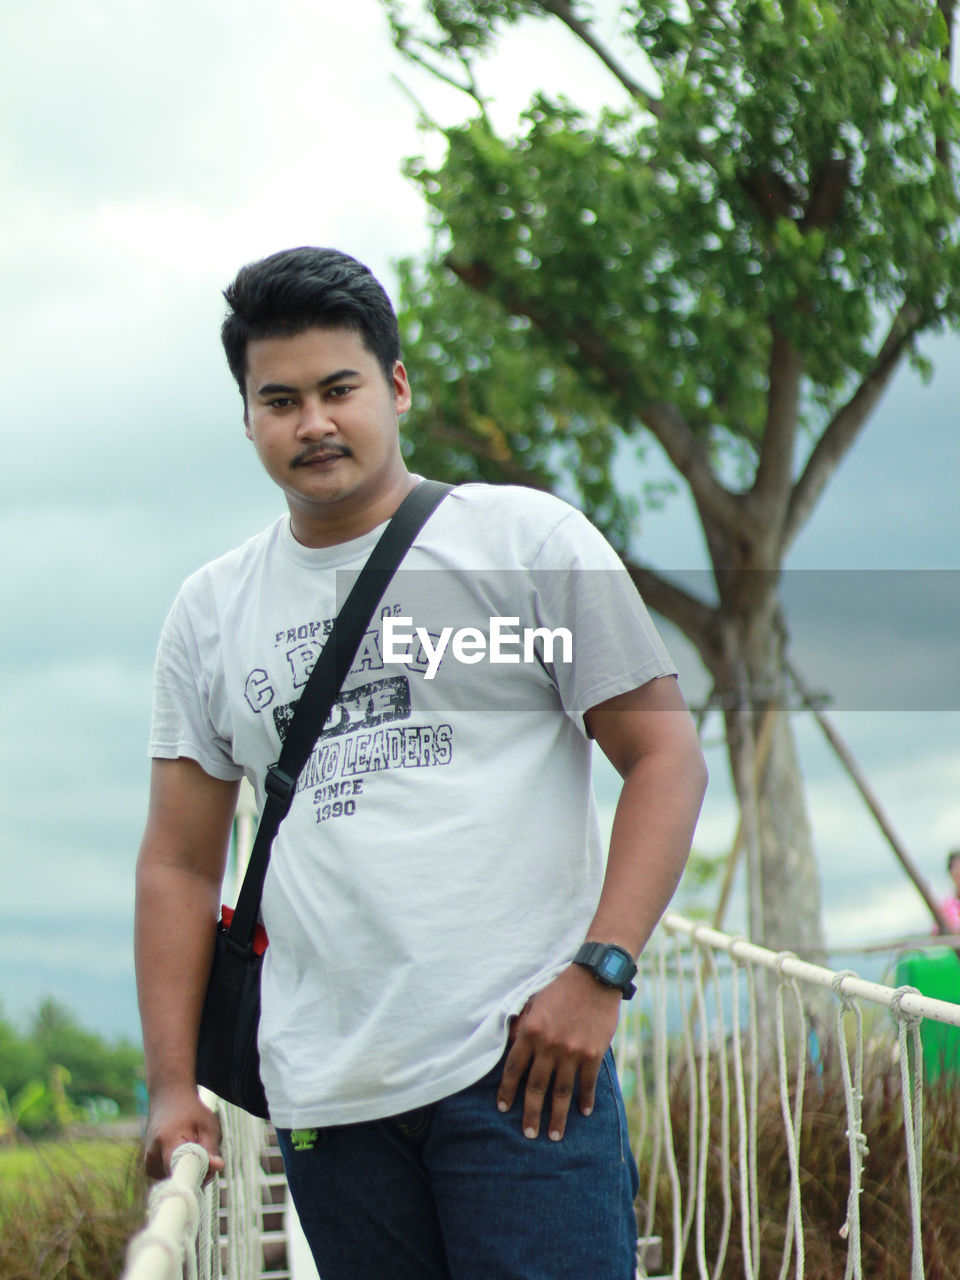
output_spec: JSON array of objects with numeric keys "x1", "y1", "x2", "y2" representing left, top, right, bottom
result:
[
  {"x1": 28, "y1": 999, "x2": 143, "y2": 1115},
  {"x1": 0, "y1": 1001, "x2": 143, "y2": 1134},
  {"x1": 382, "y1": 0, "x2": 960, "y2": 954}
]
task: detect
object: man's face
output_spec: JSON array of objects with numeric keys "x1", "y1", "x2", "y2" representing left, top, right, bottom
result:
[{"x1": 243, "y1": 326, "x2": 411, "y2": 529}]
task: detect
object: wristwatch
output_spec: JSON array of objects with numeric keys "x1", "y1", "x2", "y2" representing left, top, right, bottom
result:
[{"x1": 573, "y1": 942, "x2": 638, "y2": 999}]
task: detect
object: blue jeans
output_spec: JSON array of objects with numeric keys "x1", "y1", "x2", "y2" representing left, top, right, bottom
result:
[{"x1": 276, "y1": 1048, "x2": 639, "y2": 1279}]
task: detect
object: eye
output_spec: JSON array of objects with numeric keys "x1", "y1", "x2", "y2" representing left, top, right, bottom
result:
[
  {"x1": 327, "y1": 385, "x2": 354, "y2": 399},
  {"x1": 267, "y1": 396, "x2": 296, "y2": 409}
]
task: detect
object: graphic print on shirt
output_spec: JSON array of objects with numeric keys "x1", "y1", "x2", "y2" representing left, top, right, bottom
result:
[{"x1": 243, "y1": 602, "x2": 453, "y2": 825}]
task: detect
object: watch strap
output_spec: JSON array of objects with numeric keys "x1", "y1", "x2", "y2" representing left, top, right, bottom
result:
[{"x1": 573, "y1": 942, "x2": 638, "y2": 999}]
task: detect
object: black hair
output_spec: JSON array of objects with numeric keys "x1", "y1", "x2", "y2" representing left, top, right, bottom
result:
[
  {"x1": 948, "y1": 850, "x2": 960, "y2": 872},
  {"x1": 220, "y1": 247, "x2": 401, "y2": 399}
]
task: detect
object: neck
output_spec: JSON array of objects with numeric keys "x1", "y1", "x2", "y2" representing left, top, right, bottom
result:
[{"x1": 287, "y1": 468, "x2": 417, "y2": 548}]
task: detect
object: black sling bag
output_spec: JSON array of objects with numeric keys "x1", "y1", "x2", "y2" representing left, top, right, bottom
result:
[{"x1": 195, "y1": 480, "x2": 451, "y2": 1117}]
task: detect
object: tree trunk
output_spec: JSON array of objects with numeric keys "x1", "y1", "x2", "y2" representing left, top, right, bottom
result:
[
  {"x1": 709, "y1": 593, "x2": 827, "y2": 962},
  {"x1": 752, "y1": 707, "x2": 826, "y2": 958},
  {"x1": 722, "y1": 691, "x2": 826, "y2": 958},
  {"x1": 709, "y1": 608, "x2": 830, "y2": 1042}
]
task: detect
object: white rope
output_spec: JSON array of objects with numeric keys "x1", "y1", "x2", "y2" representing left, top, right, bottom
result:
[
  {"x1": 891, "y1": 986, "x2": 926, "y2": 1280},
  {"x1": 218, "y1": 1099, "x2": 268, "y2": 1280},
  {"x1": 662, "y1": 913, "x2": 960, "y2": 1026},
  {"x1": 729, "y1": 945, "x2": 759, "y2": 1280},
  {"x1": 774, "y1": 954, "x2": 806, "y2": 1280},
  {"x1": 626, "y1": 914, "x2": 960, "y2": 1279},
  {"x1": 121, "y1": 1097, "x2": 272, "y2": 1280},
  {"x1": 703, "y1": 941, "x2": 732, "y2": 1280},
  {"x1": 741, "y1": 948, "x2": 761, "y2": 1280},
  {"x1": 150, "y1": 1182, "x2": 200, "y2": 1280},
  {"x1": 654, "y1": 931, "x2": 684, "y2": 1277},
  {"x1": 832, "y1": 970, "x2": 866, "y2": 1280},
  {"x1": 688, "y1": 932, "x2": 733, "y2": 1280},
  {"x1": 122, "y1": 1142, "x2": 209, "y2": 1280},
  {"x1": 673, "y1": 931, "x2": 698, "y2": 1265},
  {"x1": 196, "y1": 1165, "x2": 221, "y2": 1280},
  {"x1": 692, "y1": 942, "x2": 711, "y2": 1280},
  {"x1": 624, "y1": 950, "x2": 657, "y2": 1256}
]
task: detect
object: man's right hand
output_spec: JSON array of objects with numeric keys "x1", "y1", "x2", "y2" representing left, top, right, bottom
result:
[{"x1": 143, "y1": 1085, "x2": 225, "y2": 1181}]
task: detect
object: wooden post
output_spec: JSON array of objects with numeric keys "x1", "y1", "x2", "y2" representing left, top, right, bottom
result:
[{"x1": 786, "y1": 660, "x2": 953, "y2": 937}]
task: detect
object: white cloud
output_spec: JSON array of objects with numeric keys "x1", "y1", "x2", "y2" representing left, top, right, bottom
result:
[
  {"x1": 823, "y1": 881, "x2": 931, "y2": 947},
  {"x1": 2, "y1": 0, "x2": 960, "y2": 1040}
]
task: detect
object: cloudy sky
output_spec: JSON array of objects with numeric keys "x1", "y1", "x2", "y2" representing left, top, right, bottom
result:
[{"x1": 2, "y1": 0, "x2": 958, "y2": 1040}]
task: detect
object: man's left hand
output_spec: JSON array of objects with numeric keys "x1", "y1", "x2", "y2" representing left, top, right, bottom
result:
[{"x1": 496, "y1": 963, "x2": 623, "y2": 1141}]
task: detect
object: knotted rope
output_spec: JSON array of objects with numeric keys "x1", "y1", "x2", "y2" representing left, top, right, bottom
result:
[
  {"x1": 832, "y1": 969, "x2": 867, "y2": 1280},
  {"x1": 891, "y1": 985, "x2": 926, "y2": 1280},
  {"x1": 774, "y1": 951, "x2": 806, "y2": 1280},
  {"x1": 123, "y1": 1143, "x2": 209, "y2": 1280}
]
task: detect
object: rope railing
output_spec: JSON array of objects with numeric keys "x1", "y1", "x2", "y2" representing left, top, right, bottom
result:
[
  {"x1": 620, "y1": 912, "x2": 960, "y2": 1280},
  {"x1": 124, "y1": 912, "x2": 960, "y2": 1280},
  {"x1": 122, "y1": 1142, "x2": 214, "y2": 1280},
  {"x1": 121, "y1": 1094, "x2": 267, "y2": 1280},
  {"x1": 660, "y1": 915, "x2": 960, "y2": 1026}
]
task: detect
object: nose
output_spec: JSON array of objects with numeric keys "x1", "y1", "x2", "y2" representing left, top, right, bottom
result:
[{"x1": 296, "y1": 394, "x2": 337, "y2": 439}]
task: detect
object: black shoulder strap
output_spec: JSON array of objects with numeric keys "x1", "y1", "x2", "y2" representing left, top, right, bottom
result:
[{"x1": 226, "y1": 480, "x2": 451, "y2": 946}]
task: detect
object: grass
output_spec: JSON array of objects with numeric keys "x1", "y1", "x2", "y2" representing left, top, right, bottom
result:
[
  {"x1": 0, "y1": 1139, "x2": 134, "y2": 1193},
  {"x1": 631, "y1": 1048, "x2": 960, "y2": 1280},
  {"x1": 1, "y1": 1056, "x2": 956, "y2": 1280},
  {"x1": 0, "y1": 1138, "x2": 145, "y2": 1280}
]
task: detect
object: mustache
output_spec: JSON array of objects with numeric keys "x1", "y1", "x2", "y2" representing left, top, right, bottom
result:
[{"x1": 290, "y1": 444, "x2": 352, "y2": 469}]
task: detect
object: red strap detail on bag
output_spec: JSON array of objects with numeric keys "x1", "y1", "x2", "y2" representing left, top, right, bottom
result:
[{"x1": 220, "y1": 906, "x2": 269, "y2": 956}]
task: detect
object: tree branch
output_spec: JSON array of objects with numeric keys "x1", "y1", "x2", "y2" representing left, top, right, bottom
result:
[
  {"x1": 421, "y1": 414, "x2": 558, "y2": 490},
  {"x1": 782, "y1": 302, "x2": 925, "y2": 552},
  {"x1": 638, "y1": 401, "x2": 749, "y2": 536},
  {"x1": 390, "y1": 73, "x2": 444, "y2": 131},
  {"x1": 737, "y1": 168, "x2": 804, "y2": 223},
  {"x1": 622, "y1": 558, "x2": 719, "y2": 654},
  {"x1": 749, "y1": 323, "x2": 802, "y2": 531},
  {"x1": 535, "y1": 0, "x2": 663, "y2": 118},
  {"x1": 389, "y1": 42, "x2": 486, "y2": 108},
  {"x1": 801, "y1": 153, "x2": 851, "y2": 229},
  {"x1": 447, "y1": 255, "x2": 746, "y2": 537}
]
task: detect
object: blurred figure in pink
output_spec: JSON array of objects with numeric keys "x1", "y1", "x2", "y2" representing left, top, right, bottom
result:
[{"x1": 939, "y1": 850, "x2": 960, "y2": 934}]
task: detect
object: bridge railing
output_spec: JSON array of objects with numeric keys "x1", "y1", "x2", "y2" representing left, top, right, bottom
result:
[
  {"x1": 122, "y1": 913, "x2": 960, "y2": 1280},
  {"x1": 618, "y1": 912, "x2": 960, "y2": 1280},
  {"x1": 121, "y1": 1093, "x2": 275, "y2": 1280}
]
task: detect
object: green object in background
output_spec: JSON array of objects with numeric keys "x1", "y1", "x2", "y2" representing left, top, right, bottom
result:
[{"x1": 895, "y1": 949, "x2": 960, "y2": 1083}]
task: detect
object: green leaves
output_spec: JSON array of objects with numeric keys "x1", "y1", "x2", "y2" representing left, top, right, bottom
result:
[
  {"x1": 385, "y1": 0, "x2": 551, "y2": 64},
  {"x1": 0, "y1": 1001, "x2": 143, "y2": 1135},
  {"x1": 385, "y1": 0, "x2": 960, "y2": 533}
]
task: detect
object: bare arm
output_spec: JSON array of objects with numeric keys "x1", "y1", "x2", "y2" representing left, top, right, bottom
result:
[
  {"x1": 135, "y1": 757, "x2": 240, "y2": 1177},
  {"x1": 581, "y1": 673, "x2": 708, "y2": 954},
  {"x1": 497, "y1": 675, "x2": 707, "y2": 1140}
]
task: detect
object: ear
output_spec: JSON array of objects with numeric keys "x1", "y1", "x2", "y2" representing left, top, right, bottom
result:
[
  {"x1": 393, "y1": 361, "x2": 412, "y2": 416},
  {"x1": 243, "y1": 404, "x2": 253, "y2": 440}
]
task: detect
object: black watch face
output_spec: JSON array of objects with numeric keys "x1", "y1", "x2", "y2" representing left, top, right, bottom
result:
[{"x1": 597, "y1": 950, "x2": 631, "y2": 984}]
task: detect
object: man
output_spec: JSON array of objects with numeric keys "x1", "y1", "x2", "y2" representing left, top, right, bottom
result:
[{"x1": 135, "y1": 246, "x2": 707, "y2": 1280}]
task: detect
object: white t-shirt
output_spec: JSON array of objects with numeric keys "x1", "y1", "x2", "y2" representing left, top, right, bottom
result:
[{"x1": 150, "y1": 483, "x2": 676, "y2": 1127}]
